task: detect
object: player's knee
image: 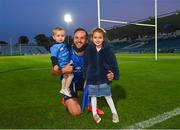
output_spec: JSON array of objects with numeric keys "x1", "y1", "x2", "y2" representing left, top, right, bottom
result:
[
  {"x1": 65, "y1": 98, "x2": 81, "y2": 116},
  {"x1": 69, "y1": 108, "x2": 81, "y2": 116}
]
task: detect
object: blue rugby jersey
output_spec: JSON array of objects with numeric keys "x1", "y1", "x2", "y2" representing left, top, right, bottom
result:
[
  {"x1": 71, "y1": 48, "x2": 84, "y2": 83},
  {"x1": 50, "y1": 43, "x2": 70, "y2": 68}
]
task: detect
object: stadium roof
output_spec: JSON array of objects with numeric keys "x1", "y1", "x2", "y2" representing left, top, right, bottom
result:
[{"x1": 106, "y1": 10, "x2": 180, "y2": 40}]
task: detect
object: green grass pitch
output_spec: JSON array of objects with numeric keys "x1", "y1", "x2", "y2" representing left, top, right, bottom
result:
[{"x1": 0, "y1": 53, "x2": 180, "y2": 129}]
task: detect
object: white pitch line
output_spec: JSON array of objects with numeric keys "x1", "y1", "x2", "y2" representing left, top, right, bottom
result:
[
  {"x1": 127, "y1": 107, "x2": 180, "y2": 129},
  {"x1": 0, "y1": 67, "x2": 51, "y2": 73},
  {"x1": 20, "y1": 67, "x2": 51, "y2": 71}
]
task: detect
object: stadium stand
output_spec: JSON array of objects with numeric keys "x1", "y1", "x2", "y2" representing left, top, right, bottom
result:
[
  {"x1": 110, "y1": 35, "x2": 180, "y2": 53},
  {"x1": 0, "y1": 44, "x2": 49, "y2": 56},
  {"x1": 107, "y1": 11, "x2": 180, "y2": 53}
]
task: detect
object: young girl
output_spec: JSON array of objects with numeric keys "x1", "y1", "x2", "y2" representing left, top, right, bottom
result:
[{"x1": 84, "y1": 28, "x2": 120, "y2": 123}]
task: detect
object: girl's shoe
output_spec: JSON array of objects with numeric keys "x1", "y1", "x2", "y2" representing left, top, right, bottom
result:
[
  {"x1": 112, "y1": 113, "x2": 119, "y2": 123},
  {"x1": 93, "y1": 114, "x2": 101, "y2": 123}
]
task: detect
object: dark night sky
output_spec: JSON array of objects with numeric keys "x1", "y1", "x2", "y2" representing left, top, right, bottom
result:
[{"x1": 0, "y1": 0, "x2": 180, "y2": 43}]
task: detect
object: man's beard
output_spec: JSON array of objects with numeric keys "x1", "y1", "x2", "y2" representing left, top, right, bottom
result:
[{"x1": 72, "y1": 43, "x2": 88, "y2": 53}]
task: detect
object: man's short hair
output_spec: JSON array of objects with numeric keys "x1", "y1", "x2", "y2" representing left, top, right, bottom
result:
[{"x1": 74, "y1": 27, "x2": 88, "y2": 40}]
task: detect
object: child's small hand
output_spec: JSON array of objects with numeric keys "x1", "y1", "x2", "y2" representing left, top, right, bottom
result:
[
  {"x1": 53, "y1": 65, "x2": 59, "y2": 72},
  {"x1": 52, "y1": 65, "x2": 60, "y2": 75}
]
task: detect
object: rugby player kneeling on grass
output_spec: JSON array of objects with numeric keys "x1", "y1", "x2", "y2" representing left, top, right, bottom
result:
[{"x1": 52, "y1": 28, "x2": 114, "y2": 116}]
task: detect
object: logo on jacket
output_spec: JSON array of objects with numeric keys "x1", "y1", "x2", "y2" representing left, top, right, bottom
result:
[
  {"x1": 74, "y1": 66, "x2": 81, "y2": 72},
  {"x1": 60, "y1": 47, "x2": 64, "y2": 51}
]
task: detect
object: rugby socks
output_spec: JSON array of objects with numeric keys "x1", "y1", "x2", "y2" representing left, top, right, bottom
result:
[{"x1": 105, "y1": 96, "x2": 117, "y2": 114}]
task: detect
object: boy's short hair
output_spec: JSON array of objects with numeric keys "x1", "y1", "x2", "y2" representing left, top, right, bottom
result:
[{"x1": 52, "y1": 27, "x2": 66, "y2": 36}]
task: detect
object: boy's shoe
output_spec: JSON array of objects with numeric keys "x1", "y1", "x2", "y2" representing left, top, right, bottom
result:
[
  {"x1": 64, "y1": 89, "x2": 72, "y2": 97},
  {"x1": 88, "y1": 106, "x2": 104, "y2": 115},
  {"x1": 60, "y1": 89, "x2": 72, "y2": 97},
  {"x1": 60, "y1": 89, "x2": 65, "y2": 95},
  {"x1": 93, "y1": 114, "x2": 101, "y2": 123},
  {"x1": 112, "y1": 113, "x2": 119, "y2": 123}
]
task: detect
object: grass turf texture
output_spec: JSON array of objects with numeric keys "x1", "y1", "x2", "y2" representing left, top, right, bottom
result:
[{"x1": 0, "y1": 54, "x2": 180, "y2": 129}]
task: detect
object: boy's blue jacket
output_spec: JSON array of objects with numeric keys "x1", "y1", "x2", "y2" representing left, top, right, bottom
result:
[
  {"x1": 50, "y1": 42, "x2": 70, "y2": 68},
  {"x1": 84, "y1": 43, "x2": 119, "y2": 85}
]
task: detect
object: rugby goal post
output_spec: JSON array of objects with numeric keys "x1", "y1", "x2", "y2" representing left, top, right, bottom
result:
[{"x1": 97, "y1": 0, "x2": 158, "y2": 61}]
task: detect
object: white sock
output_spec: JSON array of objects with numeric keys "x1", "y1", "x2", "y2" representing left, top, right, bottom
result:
[
  {"x1": 64, "y1": 74, "x2": 74, "y2": 92},
  {"x1": 105, "y1": 96, "x2": 117, "y2": 114},
  {"x1": 61, "y1": 78, "x2": 66, "y2": 90},
  {"x1": 91, "y1": 96, "x2": 97, "y2": 115}
]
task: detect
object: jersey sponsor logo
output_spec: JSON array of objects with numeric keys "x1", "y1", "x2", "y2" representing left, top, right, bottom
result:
[
  {"x1": 59, "y1": 47, "x2": 64, "y2": 51},
  {"x1": 61, "y1": 51, "x2": 69, "y2": 57},
  {"x1": 74, "y1": 66, "x2": 82, "y2": 72}
]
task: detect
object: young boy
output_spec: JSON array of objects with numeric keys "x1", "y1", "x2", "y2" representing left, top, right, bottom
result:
[{"x1": 50, "y1": 27, "x2": 73, "y2": 97}]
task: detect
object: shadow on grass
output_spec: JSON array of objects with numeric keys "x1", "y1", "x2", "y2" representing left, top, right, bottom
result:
[
  {"x1": 98, "y1": 83, "x2": 126, "y2": 107},
  {"x1": 112, "y1": 84, "x2": 126, "y2": 101}
]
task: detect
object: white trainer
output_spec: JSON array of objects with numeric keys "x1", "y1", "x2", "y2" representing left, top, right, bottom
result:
[
  {"x1": 60, "y1": 89, "x2": 71, "y2": 97},
  {"x1": 93, "y1": 114, "x2": 101, "y2": 123},
  {"x1": 112, "y1": 113, "x2": 119, "y2": 123}
]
